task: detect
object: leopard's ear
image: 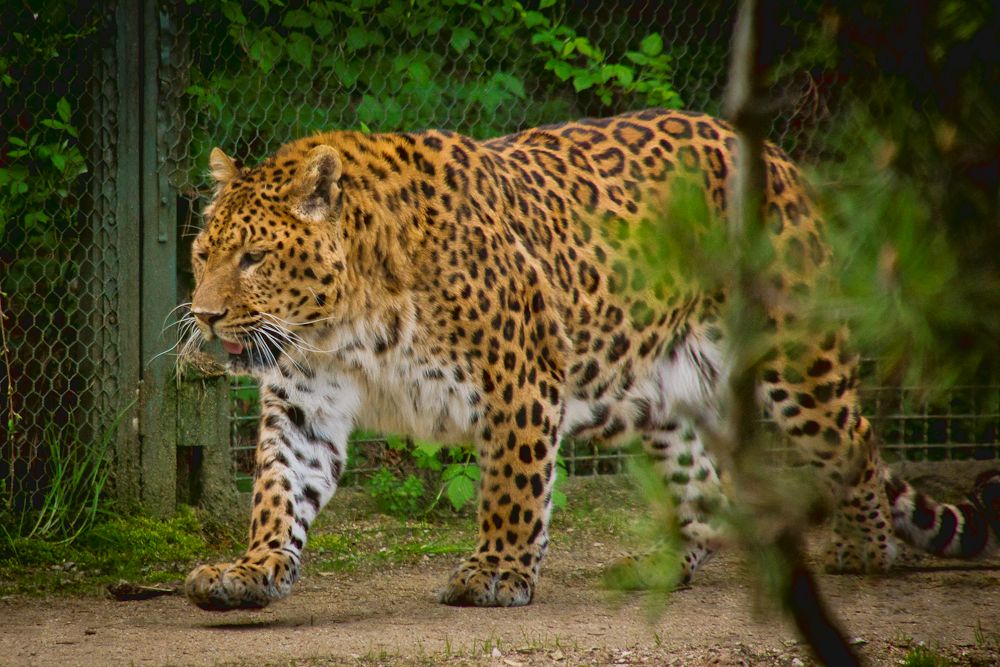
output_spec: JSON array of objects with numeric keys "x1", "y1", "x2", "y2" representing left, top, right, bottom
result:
[
  {"x1": 287, "y1": 145, "x2": 344, "y2": 224},
  {"x1": 209, "y1": 147, "x2": 240, "y2": 185}
]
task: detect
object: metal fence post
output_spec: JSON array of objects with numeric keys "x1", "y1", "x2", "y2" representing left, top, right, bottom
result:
[
  {"x1": 111, "y1": 0, "x2": 144, "y2": 510},
  {"x1": 151, "y1": 1, "x2": 238, "y2": 516},
  {"x1": 136, "y1": 0, "x2": 178, "y2": 517}
]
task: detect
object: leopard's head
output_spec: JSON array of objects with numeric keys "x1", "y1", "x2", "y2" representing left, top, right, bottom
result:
[{"x1": 189, "y1": 144, "x2": 347, "y2": 370}]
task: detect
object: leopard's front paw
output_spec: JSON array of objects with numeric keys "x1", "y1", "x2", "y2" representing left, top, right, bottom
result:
[
  {"x1": 185, "y1": 552, "x2": 299, "y2": 611},
  {"x1": 438, "y1": 559, "x2": 534, "y2": 607}
]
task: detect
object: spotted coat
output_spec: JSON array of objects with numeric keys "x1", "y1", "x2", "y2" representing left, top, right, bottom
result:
[{"x1": 183, "y1": 109, "x2": 1000, "y2": 610}]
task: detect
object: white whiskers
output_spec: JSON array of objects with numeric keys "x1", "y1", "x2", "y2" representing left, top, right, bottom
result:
[
  {"x1": 148, "y1": 303, "x2": 348, "y2": 375},
  {"x1": 147, "y1": 311, "x2": 203, "y2": 368}
]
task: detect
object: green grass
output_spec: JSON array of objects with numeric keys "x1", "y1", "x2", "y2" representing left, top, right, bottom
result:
[
  {"x1": 0, "y1": 504, "x2": 231, "y2": 595},
  {"x1": 0, "y1": 476, "x2": 647, "y2": 598},
  {"x1": 902, "y1": 645, "x2": 952, "y2": 667},
  {"x1": 308, "y1": 518, "x2": 472, "y2": 574}
]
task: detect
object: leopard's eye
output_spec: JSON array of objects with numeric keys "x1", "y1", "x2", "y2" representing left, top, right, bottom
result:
[
  {"x1": 195, "y1": 249, "x2": 209, "y2": 262},
  {"x1": 240, "y1": 249, "x2": 267, "y2": 269}
]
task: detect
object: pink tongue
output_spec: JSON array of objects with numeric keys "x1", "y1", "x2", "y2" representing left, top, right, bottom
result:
[{"x1": 222, "y1": 340, "x2": 245, "y2": 355}]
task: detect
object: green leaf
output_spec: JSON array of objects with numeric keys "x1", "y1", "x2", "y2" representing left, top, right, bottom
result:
[
  {"x1": 522, "y1": 11, "x2": 548, "y2": 29},
  {"x1": 332, "y1": 59, "x2": 361, "y2": 87},
  {"x1": 314, "y1": 18, "x2": 333, "y2": 38},
  {"x1": 413, "y1": 439, "x2": 444, "y2": 458},
  {"x1": 573, "y1": 72, "x2": 595, "y2": 92},
  {"x1": 540, "y1": 0, "x2": 557, "y2": 7},
  {"x1": 357, "y1": 95, "x2": 382, "y2": 125},
  {"x1": 574, "y1": 37, "x2": 599, "y2": 60},
  {"x1": 450, "y1": 27, "x2": 475, "y2": 54},
  {"x1": 56, "y1": 97, "x2": 71, "y2": 122},
  {"x1": 407, "y1": 60, "x2": 431, "y2": 85},
  {"x1": 220, "y1": 2, "x2": 247, "y2": 25},
  {"x1": 51, "y1": 153, "x2": 66, "y2": 170},
  {"x1": 382, "y1": 97, "x2": 403, "y2": 129},
  {"x1": 546, "y1": 58, "x2": 573, "y2": 81},
  {"x1": 281, "y1": 9, "x2": 313, "y2": 28},
  {"x1": 286, "y1": 32, "x2": 314, "y2": 70},
  {"x1": 346, "y1": 26, "x2": 383, "y2": 51},
  {"x1": 445, "y1": 474, "x2": 476, "y2": 511},
  {"x1": 493, "y1": 72, "x2": 526, "y2": 99},
  {"x1": 640, "y1": 32, "x2": 663, "y2": 57},
  {"x1": 248, "y1": 29, "x2": 283, "y2": 73},
  {"x1": 531, "y1": 30, "x2": 556, "y2": 47},
  {"x1": 7, "y1": 136, "x2": 26, "y2": 147},
  {"x1": 625, "y1": 51, "x2": 652, "y2": 66},
  {"x1": 425, "y1": 16, "x2": 445, "y2": 35},
  {"x1": 384, "y1": 433, "x2": 407, "y2": 450}
]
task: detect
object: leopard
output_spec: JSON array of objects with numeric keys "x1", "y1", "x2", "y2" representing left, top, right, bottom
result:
[{"x1": 183, "y1": 109, "x2": 1000, "y2": 610}]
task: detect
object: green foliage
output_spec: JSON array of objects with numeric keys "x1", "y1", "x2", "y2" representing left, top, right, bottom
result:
[
  {"x1": 181, "y1": 0, "x2": 683, "y2": 175},
  {"x1": 529, "y1": 9, "x2": 680, "y2": 107},
  {"x1": 366, "y1": 468, "x2": 427, "y2": 518},
  {"x1": 781, "y1": 3, "x2": 1000, "y2": 388},
  {"x1": 1, "y1": 7, "x2": 98, "y2": 482},
  {"x1": 901, "y1": 645, "x2": 951, "y2": 667},
  {"x1": 407, "y1": 439, "x2": 482, "y2": 512},
  {"x1": 0, "y1": 17, "x2": 93, "y2": 289},
  {"x1": 1, "y1": 505, "x2": 211, "y2": 595},
  {"x1": 1, "y1": 413, "x2": 124, "y2": 547},
  {"x1": 815, "y1": 122, "x2": 973, "y2": 389},
  {"x1": 358, "y1": 433, "x2": 568, "y2": 517},
  {"x1": 309, "y1": 522, "x2": 471, "y2": 573},
  {"x1": 0, "y1": 96, "x2": 87, "y2": 242},
  {"x1": 77, "y1": 505, "x2": 207, "y2": 565}
]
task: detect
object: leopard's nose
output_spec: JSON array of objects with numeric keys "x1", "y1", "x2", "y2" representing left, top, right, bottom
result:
[{"x1": 192, "y1": 307, "x2": 228, "y2": 327}]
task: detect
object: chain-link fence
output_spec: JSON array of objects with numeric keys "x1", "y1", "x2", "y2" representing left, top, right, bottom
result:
[
  {"x1": 1, "y1": 4, "x2": 135, "y2": 515},
  {"x1": 3, "y1": 1, "x2": 999, "y2": 515}
]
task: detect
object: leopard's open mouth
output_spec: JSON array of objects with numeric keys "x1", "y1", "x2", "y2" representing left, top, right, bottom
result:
[
  {"x1": 221, "y1": 339, "x2": 245, "y2": 356},
  {"x1": 219, "y1": 334, "x2": 283, "y2": 371}
]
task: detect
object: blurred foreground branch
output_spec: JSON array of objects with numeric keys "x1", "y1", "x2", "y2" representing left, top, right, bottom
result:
[{"x1": 722, "y1": 1, "x2": 859, "y2": 665}]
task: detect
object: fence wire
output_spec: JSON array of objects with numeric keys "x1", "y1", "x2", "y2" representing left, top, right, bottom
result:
[
  {"x1": 3, "y1": 1, "x2": 999, "y2": 508},
  {"x1": 1, "y1": 4, "x2": 128, "y2": 512}
]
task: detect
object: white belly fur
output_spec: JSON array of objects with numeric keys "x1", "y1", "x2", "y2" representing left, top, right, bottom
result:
[{"x1": 560, "y1": 334, "x2": 725, "y2": 445}]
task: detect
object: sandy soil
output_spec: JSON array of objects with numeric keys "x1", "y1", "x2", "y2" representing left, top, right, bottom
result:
[
  {"x1": 3, "y1": 473, "x2": 1000, "y2": 667},
  {"x1": 2, "y1": 538, "x2": 999, "y2": 666}
]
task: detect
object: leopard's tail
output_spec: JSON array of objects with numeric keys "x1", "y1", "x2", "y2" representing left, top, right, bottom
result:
[{"x1": 886, "y1": 469, "x2": 1000, "y2": 558}]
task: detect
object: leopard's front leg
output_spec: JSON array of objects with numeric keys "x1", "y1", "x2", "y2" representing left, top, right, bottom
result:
[
  {"x1": 185, "y1": 384, "x2": 350, "y2": 611},
  {"x1": 439, "y1": 387, "x2": 562, "y2": 607}
]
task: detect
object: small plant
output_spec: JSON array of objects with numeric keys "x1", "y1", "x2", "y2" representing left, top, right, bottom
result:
[
  {"x1": 1, "y1": 405, "x2": 130, "y2": 550},
  {"x1": 974, "y1": 620, "x2": 1000, "y2": 650},
  {"x1": 406, "y1": 439, "x2": 481, "y2": 512},
  {"x1": 902, "y1": 645, "x2": 951, "y2": 667},
  {"x1": 360, "y1": 434, "x2": 569, "y2": 516},
  {"x1": 366, "y1": 469, "x2": 427, "y2": 518}
]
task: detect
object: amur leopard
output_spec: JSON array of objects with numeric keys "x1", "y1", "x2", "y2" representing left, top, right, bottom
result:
[{"x1": 183, "y1": 109, "x2": 1000, "y2": 610}]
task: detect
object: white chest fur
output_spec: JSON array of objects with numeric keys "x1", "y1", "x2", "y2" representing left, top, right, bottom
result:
[
  {"x1": 337, "y1": 345, "x2": 482, "y2": 443},
  {"x1": 272, "y1": 313, "x2": 482, "y2": 445}
]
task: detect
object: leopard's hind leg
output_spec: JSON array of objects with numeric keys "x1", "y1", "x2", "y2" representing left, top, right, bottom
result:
[{"x1": 761, "y1": 332, "x2": 897, "y2": 573}]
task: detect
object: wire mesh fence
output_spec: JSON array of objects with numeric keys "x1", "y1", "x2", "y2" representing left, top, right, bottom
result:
[
  {"x1": 1, "y1": 4, "x2": 134, "y2": 513},
  {"x1": 3, "y1": 1, "x2": 999, "y2": 511}
]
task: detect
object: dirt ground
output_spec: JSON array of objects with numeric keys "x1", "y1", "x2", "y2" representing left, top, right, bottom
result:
[{"x1": 1, "y1": 479, "x2": 999, "y2": 667}]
